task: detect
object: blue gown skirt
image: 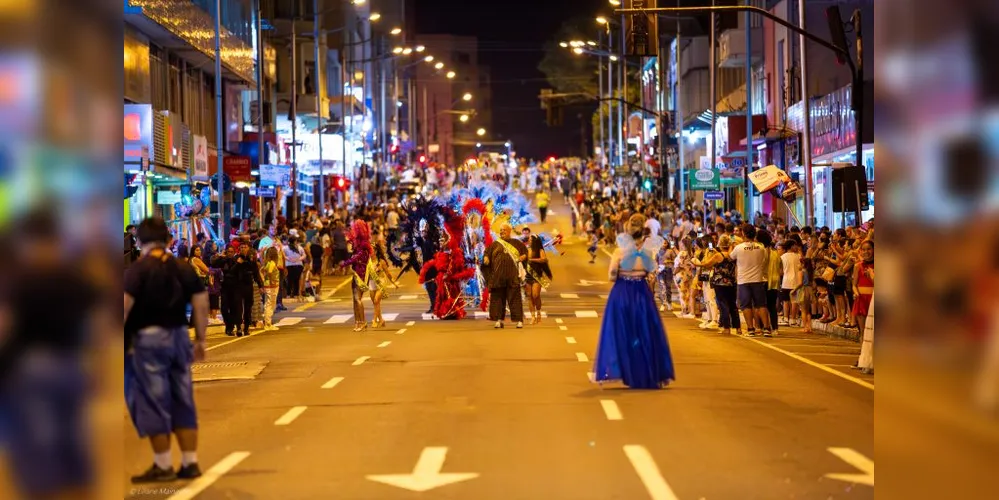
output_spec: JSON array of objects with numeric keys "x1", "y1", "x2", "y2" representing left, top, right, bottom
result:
[{"x1": 593, "y1": 275, "x2": 676, "y2": 389}]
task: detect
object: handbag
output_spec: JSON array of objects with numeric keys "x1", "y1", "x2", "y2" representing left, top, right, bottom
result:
[{"x1": 821, "y1": 267, "x2": 835, "y2": 283}]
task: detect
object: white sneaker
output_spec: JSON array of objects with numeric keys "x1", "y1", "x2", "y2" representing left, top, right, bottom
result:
[
  {"x1": 706, "y1": 321, "x2": 719, "y2": 329},
  {"x1": 516, "y1": 321, "x2": 524, "y2": 329},
  {"x1": 659, "y1": 304, "x2": 666, "y2": 312},
  {"x1": 494, "y1": 321, "x2": 503, "y2": 329},
  {"x1": 682, "y1": 313, "x2": 697, "y2": 319},
  {"x1": 698, "y1": 321, "x2": 709, "y2": 329}
]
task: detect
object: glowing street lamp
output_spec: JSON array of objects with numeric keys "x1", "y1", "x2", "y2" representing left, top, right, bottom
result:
[
  {"x1": 352, "y1": 0, "x2": 366, "y2": 5},
  {"x1": 434, "y1": 62, "x2": 444, "y2": 69},
  {"x1": 608, "y1": 0, "x2": 621, "y2": 6},
  {"x1": 609, "y1": 55, "x2": 619, "y2": 61},
  {"x1": 586, "y1": 41, "x2": 596, "y2": 46},
  {"x1": 462, "y1": 92, "x2": 472, "y2": 101},
  {"x1": 476, "y1": 128, "x2": 486, "y2": 136},
  {"x1": 393, "y1": 47, "x2": 403, "y2": 54},
  {"x1": 459, "y1": 114, "x2": 470, "y2": 122},
  {"x1": 572, "y1": 47, "x2": 584, "y2": 55},
  {"x1": 559, "y1": 41, "x2": 568, "y2": 48},
  {"x1": 368, "y1": 12, "x2": 381, "y2": 21},
  {"x1": 596, "y1": 16, "x2": 608, "y2": 24},
  {"x1": 415, "y1": 45, "x2": 426, "y2": 52},
  {"x1": 390, "y1": 27, "x2": 402, "y2": 35},
  {"x1": 424, "y1": 55, "x2": 434, "y2": 62},
  {"x1": 402, "y1": 47, "x2": 413, "y2": 55},
  {"x1": 446, "y1": 71, "x2": 456, "y2": 79}
]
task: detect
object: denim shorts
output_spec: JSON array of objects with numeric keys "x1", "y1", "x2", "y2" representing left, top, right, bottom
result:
[
  {"x1": 125, "y1": 326, "x2": 198, "y2": 437},
  {"x1": 737, "y1": 282, "x2": 768, "y2": 310}
]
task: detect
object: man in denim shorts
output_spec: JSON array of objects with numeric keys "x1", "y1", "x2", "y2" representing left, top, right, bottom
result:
[
  {"x1": 124, "y1": 218, "x2": 208, "y2": 483},
  {"x1": 727, "y1": 224, "x2": 773, "y2": 336}
]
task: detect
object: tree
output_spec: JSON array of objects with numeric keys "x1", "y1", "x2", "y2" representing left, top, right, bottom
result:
[{"x1": 538, "y1": 17, "x2": 600, "y2": 96}]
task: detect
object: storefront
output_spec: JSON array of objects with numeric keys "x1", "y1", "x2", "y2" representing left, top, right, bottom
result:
[
  {"x1": 786, "y1": 83, "x2": 874, "y2": 228},
  {"x1": 124, "y1": 103, "x2": 195, "y2": 227}
]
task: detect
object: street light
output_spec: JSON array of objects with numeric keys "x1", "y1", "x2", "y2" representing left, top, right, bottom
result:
[
  {"x1": 609, "y1": 54, "x2": 619, "y2": 61},
  {"x1": 352, "y1": 0, "x2": 366, "y2": 5},
  {"x1": 393, "y1": 46, "x2": 403, "y2": 54},
  {"x1": 586, "y1": 41, "x2": 597, "y2": 46},
  {"x1": 459, "y1": 114, "x2": 470, "y2": 122},
  {"x1": 462, "y1": 92, "x2": 472, "y2": 101},
  {"x1": 434, "y1": 62, "x2": 444, "y2": 69},
  {"x1": 573, "y1": 47, "x2": 584, "y2": 54},
  {"x1": 608, "y1": 0, "x2": 621, "y2": 5},
  {"x1": 596, "y1": 16, "x2": 608, "y2": 24},
  {"x1": 424, "y1": 55, "x2": 434, "y2": 62},
  {"x1": 476, "y1": 142, "x2": 482, "y2": 148},
  {"x1": 368, "y1": 12, "x2": 381, "y2": 21},
  {"x1": 446, "y1": 71, "x2": 456, "y2": 79},
  {"x1": 476, "y1": 128, "x2": 486, "y2": 136},
  {"x1": 402, "y1": 47, "x2": 413, "y2": 54},
  {"x1": 559, "y1": 41, "x2": 568, "y2": 47},
  {"x1": 390, "y1": 27, "x2": 402, "y2": 35},
  {"x1": 415, "y1": 45, "x2": 426, "y2": 52}
]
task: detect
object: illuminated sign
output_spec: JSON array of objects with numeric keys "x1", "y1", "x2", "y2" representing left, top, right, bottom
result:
[{"x1": 124, "y1": 104, "x2": 153, "y2": 165}]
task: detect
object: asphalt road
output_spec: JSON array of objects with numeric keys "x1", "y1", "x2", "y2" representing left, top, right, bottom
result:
[{"x1": 125, "y1": 196, "x2": 874, "y2": 500}]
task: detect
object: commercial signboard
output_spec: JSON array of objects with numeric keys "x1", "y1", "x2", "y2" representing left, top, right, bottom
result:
[
  {"x1": 124, "y1": 103, "x2": 153, "y2": 165},
  {"x1": 259, "y1": 163, "x2": 291, "y2": 188},
  {"x1": 688, "y1": 168, "x2": 720, "y2": 190},
  {"x1": 192, "y1": 135, "x2": 209, "y2": 180},
  {"x1": 704, "y1": 191, "x2": 725, "y2": 201},
  {"x1": 221, "y1": 155, "x2": 252, "y2": 182}
]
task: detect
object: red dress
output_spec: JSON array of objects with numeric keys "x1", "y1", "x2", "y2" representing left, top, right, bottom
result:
[{"x1": 852, "y1": 260, "x2": 873, "y2": 317}]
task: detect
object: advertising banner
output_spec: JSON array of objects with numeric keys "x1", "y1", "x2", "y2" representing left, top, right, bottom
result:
[
  {"x1": 124, "y1": 104, "x2": 153, "y2": 165},
  {"x1": 222, "y1": 155, "x2": 252, "y2": 182},
  {"x1": 192, "y1": 135, "x2": 209, "y2": 180},
  {"x1": 259, "y1": 164, "x2": 292, "y2": 188}
]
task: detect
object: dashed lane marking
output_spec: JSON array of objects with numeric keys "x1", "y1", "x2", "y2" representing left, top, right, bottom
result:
[
  {"x1": 555, "y1": 318, "x2": 564, "y2": 324},
  {"x1": 600, "y1": 400, "x2": 623, "y2": 420},
  {"x1": 575, "y1": 352, "x2": 589, "y2": 362},
  {"x1": 559, "y1": 325, "x2": 569, "y2": 331},
  {"x1": 274, "y1": 406, "x2": 307, "y2": 426},
  {"x1": 321, "y1": 376, "x2": 344, "y2": 389},
  {"x1": 396, "y1": 328, "x2": 407, "y2": 335},
  {"x1": 382, "y1": 313, "x2": 399, "y2": 321},
  {"x1": 167, "y1": 452, "x2": 251, "y2": 500},
  {"x1": 274, "y1": 317, "x2": 304, "y2": 326},
  {"x1": 406, "y1": 321, "x2": 416, "y2": 326},
  {"x1": 575, "y1": 310, "x2": 599, "y2": 318},
  {"x1": 623, "y1": 445, "x2": 680, "y2": 500},
  {"x1": 377, "y1": 341, "x2": 392, "y2": 348},
  {"x1": 352, "y1": 356, "x2": 370, "y2": 366},
  {"x1": 324, "y1": 314, "x2": 353, "y2": 324},
  {"x1": 399, "y1": 295, "x2": 418, "y2": 300},
  {"x1": 565, "y1": 336, "x2": 577, "y2": 344}
]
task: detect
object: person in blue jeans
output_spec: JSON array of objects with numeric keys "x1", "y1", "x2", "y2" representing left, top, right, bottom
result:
[{"x1": 124, "y1": 217, "x2": 209, "y2": 483}]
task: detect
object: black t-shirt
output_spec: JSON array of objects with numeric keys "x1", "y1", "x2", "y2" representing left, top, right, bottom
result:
[{"x1": 124, "y1": 250, "x2": 205, "y2": 337}]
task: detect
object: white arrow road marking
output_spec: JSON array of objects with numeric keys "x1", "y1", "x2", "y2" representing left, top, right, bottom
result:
[
  {"x1": 377, "y1": 341, "x2": 392, "y2": 348},
  {"x1": 624, "y1": 445, "x2": 680, "y2": 500},
  {"x1": 825, "y1": 447, "x2": 874, "y2": 486},
  {"x1": 366, "y1": 446, "x2": 479, "y2": 492},
  {"x1": 575, "y1": 352, "x2": 589, "y2": 362},
  {"x1": 321, "y1": 376, "x2": 344, "y2": 389},
  {"x1": 274, "y1": 406, "x2": 307, "y2": 426},
  {"x1": 382, "y1": 313, "x2": 399, "y2": 321},
  {"x1": 560, "y1": 293, "x2": 580, "y2": 299},
  {"x1": 167, "y1": 451, "x2": 251, "y2": 500},
  {"x1": 406, "y1": 321, "x2": 416, "y2": 326},
  {"x1": 600, "y1": 400, "x2": 623, "y2": 420},
  {"x1": 565, "y1": 336, "x2": 577, "y2": 344},
  {"x1": 575, "y1": 310, "x2": 599, "y2": 318},
  {"x1": 325, "y1": 314, "x2": 353, "y2": 324},
  {"x1": 352, "y1": 356, "x2": 370, "y2": 366},
  {"x1": 275, "y1": 317, "x2": 304, "y2": 326}
]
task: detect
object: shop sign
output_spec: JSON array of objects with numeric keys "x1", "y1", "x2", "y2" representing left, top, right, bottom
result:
[
  {"x1": 704, "y1": 191, "x2": 725, "y2": 201},
  {"x1": 192, "y1": 135, "x2": 209, "y2": 180},
  {"x1": 124, "y1": 104, "x2": 153, "y2": 164},
  {"x1": 688, "y1": 168, "x2": 720, "y2": 190},
  {"x1": 260, "y1": 163, "x2": 292, "y2": 188},
  {"x1": 222, "y1": 155, "x2": 252, "y2": 182}
]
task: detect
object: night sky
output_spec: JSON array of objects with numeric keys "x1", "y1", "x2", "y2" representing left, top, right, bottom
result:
[{"x1": 414, "y1": 0, "x2": 607, "y2": 160}]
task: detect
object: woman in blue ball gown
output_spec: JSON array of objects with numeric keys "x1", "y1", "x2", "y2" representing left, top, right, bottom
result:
[{"x1": 592, "y1": 214, "x2": 676, "y2": 389}]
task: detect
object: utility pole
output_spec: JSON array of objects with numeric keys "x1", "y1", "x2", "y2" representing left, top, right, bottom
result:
[
  {"x1": 852, "y1": 9, "x2": 864, "y2": 226},
  {"x1": 709, "y1": 0, "x2": 717, "y2": 209},
  {"x1": 213, "y1": 0, "x2": 225, "y2": 238},
  {"x1": 798, "y1": 0, "x2": 813, "y2": 226},
  {"x1": 291, "y1": 1, "x2": 298, "y2": 221},
  {"x1": 255, "y1": 0, "x2": 265, "y2": 219},
  {"x1": 619, "y1": 13, "x2": 627, "y2": 168},
  {"x1": 744, "y1": 8, "x2": 753, "y2": 219},
  {"x1": 676, "y1": 14, "x2": 685, "y2": 209},
  {"x1": 598, "y1": 29, "x2": 605, "y2": 165},
  {"x1": 314, "y1": 0, "x2": 324, "y2": 214}
]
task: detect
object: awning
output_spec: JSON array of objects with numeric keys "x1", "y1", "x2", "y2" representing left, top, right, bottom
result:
[{"x1": 738, "y1": 126, "x2": 798, "y2": 147}]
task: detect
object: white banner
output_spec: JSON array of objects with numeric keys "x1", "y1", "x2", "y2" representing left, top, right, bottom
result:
[{"x1": 192, "y1": 135, "x2": 209, "y2": 180}]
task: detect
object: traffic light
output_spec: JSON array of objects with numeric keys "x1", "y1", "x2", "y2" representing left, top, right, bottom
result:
[{"x1": 330, "y1": 175, "x2": 351, "y2": 192}]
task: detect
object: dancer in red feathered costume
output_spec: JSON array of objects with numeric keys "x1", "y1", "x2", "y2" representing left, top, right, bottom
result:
[{"x1": 419, "y1": 208, "x2": 476, "y2": 319}]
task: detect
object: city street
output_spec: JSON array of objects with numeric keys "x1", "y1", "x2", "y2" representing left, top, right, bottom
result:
[{"x1": 124, "y1": 199, "x2": 874, "y2": 500}]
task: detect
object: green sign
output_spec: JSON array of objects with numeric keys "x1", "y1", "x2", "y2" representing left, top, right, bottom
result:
[{"x1": 688, "y1": 169, "x2": 720, "y2": 190}]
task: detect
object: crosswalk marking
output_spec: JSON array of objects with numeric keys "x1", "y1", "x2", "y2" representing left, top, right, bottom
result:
[
  {"x1": 399, "y1": 295, "x2": 418, "y2": 300},
  {"x1": 274, "y1": 317, "x2": 304, "y2": 327},
  {"x1": 560, "y1": 293, "x2": 580, "y2": 299},
  {"x1": 382, "y1": 313, "x2": 399, "y2": 321},
  {"x1": 324, "y1": 314, "x2": 353, "y2": 324},
  {"x1": 575, "y1": 311, "x2": 599, "y2": 318}
]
